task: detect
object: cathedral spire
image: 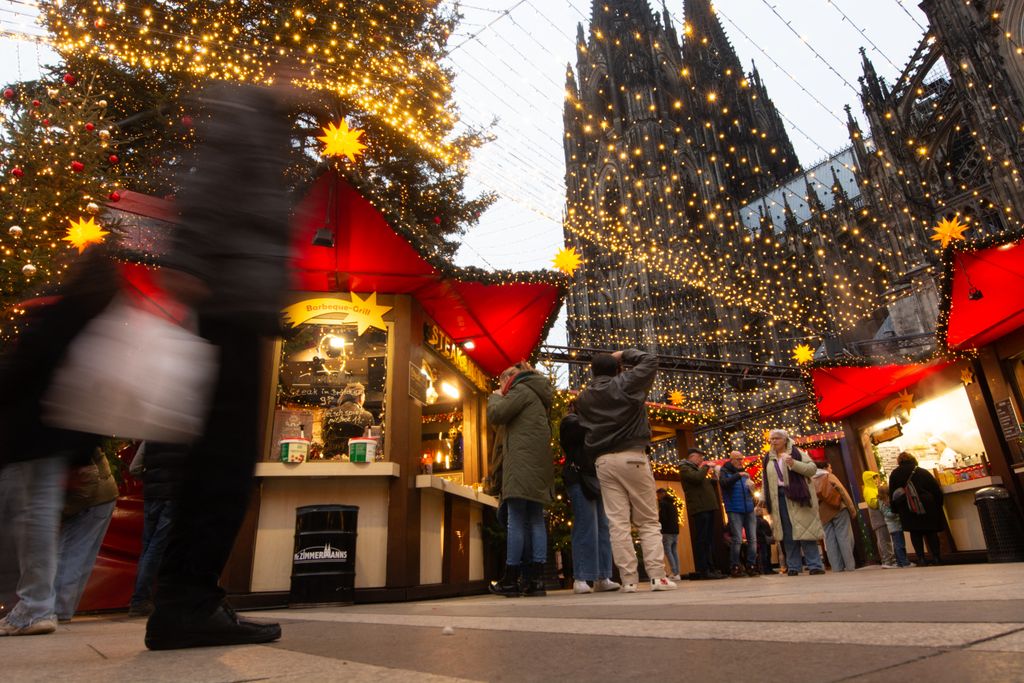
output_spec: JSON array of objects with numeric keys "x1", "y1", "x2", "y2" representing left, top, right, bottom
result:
[{"x1": 682, "y1": 0, "x2": 743, "y2": 75}]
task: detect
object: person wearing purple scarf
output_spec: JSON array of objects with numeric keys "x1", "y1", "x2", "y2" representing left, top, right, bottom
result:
[{"x1": 761, "y1": 429, "x2": 825, "y2": 576}]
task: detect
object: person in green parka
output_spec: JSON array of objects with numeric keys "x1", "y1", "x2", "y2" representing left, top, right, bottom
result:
[{"x1": 486, "y1": 362, "x2": 554, "y2": 597}]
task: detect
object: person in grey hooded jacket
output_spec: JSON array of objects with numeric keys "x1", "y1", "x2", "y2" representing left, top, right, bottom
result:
[{"x1": 575, "y1": 349, "x2": 677, "y2": 593}]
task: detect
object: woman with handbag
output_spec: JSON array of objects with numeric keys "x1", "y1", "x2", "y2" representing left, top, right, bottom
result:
[
  {"x1": 888, "y1": 452, "x2": 945, "y2": 565},
  {"x1": 561, "y1": 404, "x2": 619, "y2": 595}
]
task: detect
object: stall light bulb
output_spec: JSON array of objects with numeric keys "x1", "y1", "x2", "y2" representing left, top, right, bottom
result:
[
  {"x1": 440, "y1": 381, "x2": 460, "y2": 400},
  {"x1": 462, "y1": 340, "x2": 476, "y2": 350}
]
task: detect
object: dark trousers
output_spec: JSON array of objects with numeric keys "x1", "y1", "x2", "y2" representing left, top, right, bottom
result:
[
  {"x1": 909, "y1": 531, "x2": 942, "y2": 565},
  {"x1": 154, "y1": 319, "x2": 261, "y2": 618},
  {"x1": 690, "y1": 510, "x2": 715, "y2": 575}
]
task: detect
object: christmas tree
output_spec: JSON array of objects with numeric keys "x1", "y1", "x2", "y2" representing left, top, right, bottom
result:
[
  {"x1": 0, "y1": 74, "x2": 123, "y2": 339},
  {"x1": 40, "y1": 0, "x2": 493, "y2": 258}
]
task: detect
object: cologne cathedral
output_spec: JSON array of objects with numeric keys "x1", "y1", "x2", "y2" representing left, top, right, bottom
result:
[{"x1": 561, "y1": 0, "x2": 1024, "y2": 447}]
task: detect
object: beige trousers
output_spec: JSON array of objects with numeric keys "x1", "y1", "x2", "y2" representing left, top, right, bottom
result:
[{"x1": 595, "y1": 449, "x2": 666, "y2": 584}]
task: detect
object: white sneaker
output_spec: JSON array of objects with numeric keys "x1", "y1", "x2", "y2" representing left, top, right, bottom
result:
[
  {"x1": 669, "y1": 574, "x2": 682, "y2": 581},
  {"x1": 0, "y1": 615, "x2": 57, "y2": 636},
  {"x1": 593, "y1": 578, "x2": 620, "y2": 592},
  {"x1": 651, "y1": 577, "x2": 678, "y2": 591},
  {"x1": 622, "y1": 583, "x2": 638, "y2": 593},
  {"x1": 573, "y1": 580, "x2": 593, "y2": 594},
  {"x1": 881, "y1": 563, "x2": 898, "y2": 569}
]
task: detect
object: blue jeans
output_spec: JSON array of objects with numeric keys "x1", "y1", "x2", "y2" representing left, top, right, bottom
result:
[
  {"x1": 55, "y1": 500, "x2": 116, "y2": 620},
  {"x1": 0, "y1": 456, "x2": 67, "y2": 627},
  {"x1": 131, "y1": 499, "x2": 176, "y2": 607},
  {"x1": 567, "y1": 482, "x2": 613, "y2": 580},
  {"x1": 661, "y1": 533, "x2": 680, "y2": 576},
  {"x1": 822, "y1": 512, "x2": 856, "y2": 571},
  {"x1": 727, "y1": 510, "x2": 757, "y2": 566},
  {"x1": 890, "y1": 531, "x2": 910, "y2": 566},
  {"x1": 776, "y1": 487, "x2": 824, "y2": 572},
  {"x1": 505, "y1": 498, "x2": 546, "y2": 566}
]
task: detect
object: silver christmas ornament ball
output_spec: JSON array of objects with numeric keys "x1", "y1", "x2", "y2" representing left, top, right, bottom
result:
[
  {"x1": 22, "y1": 263, "x2": 37, "y2": 276},
  {"x1": 86, "y1": 202, "x2": 100, "y2": 215},
  {"x1": 8, "y1": 225, "x2": 23, "y2": 237}
]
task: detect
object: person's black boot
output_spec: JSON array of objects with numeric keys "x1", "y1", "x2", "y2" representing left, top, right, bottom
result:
[
  {"x1": 522, "y1": 562, "x2": 547, "y2": 597},
  {"x1": 144, "y1": 603, "x2": 281, "y2": 650},
  {"x1": 488, "y1": 565, "x2": 522, "y2": 597}
]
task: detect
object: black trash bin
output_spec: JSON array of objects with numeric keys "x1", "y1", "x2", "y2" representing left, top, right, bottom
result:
[
  {"x1": 974, "y1": 487, "x2": 1024, "y2": 563},
  {"x1": 290, "y1": 504, "x2": 358, "y2": 606}
]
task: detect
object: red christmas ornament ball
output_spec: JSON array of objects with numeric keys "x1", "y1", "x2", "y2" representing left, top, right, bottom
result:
[
  {"x1": 180, "y1": 115, "x2": 193, "y2": 128},
  {"x1": 108, "y1": 154, "x2": 119, "y2": 164},
  {"x1": 71, "y1": 160, "x2": 85, "y2": 172},
  {"x1": 42, "y1": 119, "x2": 50, "y2": 127},
  {"x1": 433, "y1": 216, "x2": 441, "y2": 224},
  {"x1": 85, "y1": 122, "x2": 95, "y2": 132},
  {"x1": 63, "y1": 74, "x2": 76, "y2": 86},
  {"x1": 108, "y1": 191, "x2": 121, "y2": 202},
  {"x1": 3, "y1": 87, "x2": 14, "y2": 99},
  {"x1": 31, "y1": 99, "x2": 41, "y2": 108},
  {"x1": 12, "y1": 167, "x2": 24, "y2": 178}
]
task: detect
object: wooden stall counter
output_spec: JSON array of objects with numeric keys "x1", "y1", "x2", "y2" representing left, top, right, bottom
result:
[
  {"x1": 415, "y1": 474, "x2": 497, "y2": 587},
  {"x1": 250, "y1": 461, "x2": 400, "y2": 593}
]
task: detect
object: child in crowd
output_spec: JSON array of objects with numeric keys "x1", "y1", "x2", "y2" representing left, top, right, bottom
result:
[{"x1": 877, "y1": 484, "x2": 912, "y2": 568}]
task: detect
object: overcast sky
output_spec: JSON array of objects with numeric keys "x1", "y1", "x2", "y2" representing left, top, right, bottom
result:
[{"x1": 0, "y1": 0, "x2": 930, "y2": 347}]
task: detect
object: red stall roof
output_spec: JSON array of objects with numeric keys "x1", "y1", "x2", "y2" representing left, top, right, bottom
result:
[
  {"x1": 291, "y1": 172, "x2": 565, "y2": 377},
  {"x1": 944, "y1": 238, "x2": 1024, "y2": 351},
  {"x1": 810, "y1": 359, "x2": 951, "y2": 422}
]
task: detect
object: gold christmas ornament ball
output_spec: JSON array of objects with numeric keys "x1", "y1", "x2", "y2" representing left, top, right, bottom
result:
[
  {"x1": 8, "y1": 225, "x2": 23, "y2": 237},
  {"x1": 86, "y1": 202, "x2": 101, "y2": 215},
  {"x1": 22, "y1": 263, "x2": 37, "y2": 276},
  {"x1": 306, "y1": 13, "x2": 316, "y2": 23},
  {"x1": 97, "y1": 99, "x2": 108, "y2": 108},
  {"x1": 98, "y1": 129, "x2": 111, "y2": 141},
  {"x1": 47, "y1": 88, "x2": 59, "y2": 99}
]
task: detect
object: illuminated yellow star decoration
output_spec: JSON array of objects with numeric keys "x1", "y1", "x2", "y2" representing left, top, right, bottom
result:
[
  {"x1": 347, "y1": 292, "x2": 391, "y2": 335},
  {"x1": 318, "y1": 120, "x2": 367, "y2": 162},
  {"x1": 931, "y1": 216, "x2": 969, "y2": 248},
  {"x1": 63, "y1": 216, "x2": 109, "y2": 253},
  {"x1": 884, "y1": 390, "x2": 917, "y2": 421},
  {"x1": 792, "y1": 344, "x2": 815, "y2": 364},
  {"x1": 668, "y1": 390, "x2": 686, "y2": 406},
  {"x1": 552, "y1": 246, "x2": 583, "y2": 275},
  {"x1": 961, "y1": 368, "x2": 975, "y2": 386}
]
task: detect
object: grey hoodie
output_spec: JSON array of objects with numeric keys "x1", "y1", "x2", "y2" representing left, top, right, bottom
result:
[{"x1": 575, "y1": 349, "x2": 658, "y2": 458}]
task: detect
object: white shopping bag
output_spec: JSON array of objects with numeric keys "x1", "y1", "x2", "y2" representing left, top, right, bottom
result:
[{"x1": 42, "y1": 296, "x2": 218, "y2": 443}]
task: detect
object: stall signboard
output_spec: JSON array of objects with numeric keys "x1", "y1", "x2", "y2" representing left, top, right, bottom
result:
[
  {"x1": 409, "y1": 361, "x2": 430, "y2": 404},
  {"x1": 423, "y1": 323, "x2": 491, "y2": 392},
  {"x1": 869, "y1": 423, "x2": 902, "y2": 446},
  {"x1": 995, "y1": 398, "x2": 1022, "y2": 441},
  {"x1": 282, "y1": 293, "x2": 391, "y2": 333}
]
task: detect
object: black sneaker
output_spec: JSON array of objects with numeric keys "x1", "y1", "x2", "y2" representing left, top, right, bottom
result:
[
  {"x1": 145, "y1": 604, "x2": 281, "y2": 650},
  {"x1": 809, "y1": 568, "x2": 826, "y2": 575}
]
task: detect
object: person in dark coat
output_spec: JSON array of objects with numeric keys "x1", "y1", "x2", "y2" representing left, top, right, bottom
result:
[
  {"x1": 128, "y1": 442, "x2": 188, "y2": 617},
  {"x1": 487, "y1": 362, "x2": 554, "y2": 597},
  {"x1": 719, "y1": 451, "x2": 758, "y2": 577},
  {"x1": 656, "y1": 489, "x2": 680, "y2": 580},
  {"x1": 144, "y1": 74, "x2": 302, "y2": 650},
  {"x1": 679, "y1": 448, "x2": 725, "y2": 580},
  {"x1": 561, "y1": 406, "x2": 619, "y2": 594},
  {"x1": 888, "y1": 451, "x2": 946, "y2": 565}
]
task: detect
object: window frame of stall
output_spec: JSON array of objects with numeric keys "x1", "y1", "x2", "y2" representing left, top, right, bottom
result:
[{"x1": 263, "y1": 293, "x2": 398, "y2": 464}]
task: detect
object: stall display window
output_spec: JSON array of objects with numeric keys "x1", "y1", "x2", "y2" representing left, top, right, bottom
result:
[
  {"x1": 1004, "y1": 356, "x2": 1024, "y2": 464},
  {"x1": 863, "y1": 385, "x2": 987, "y2": 482},
  {"x1": 418, "y1": 356, "x2": 466, "y2": 481},
  {"x1": 271, "y1": 319, "x2": 387, "y2": 461}
]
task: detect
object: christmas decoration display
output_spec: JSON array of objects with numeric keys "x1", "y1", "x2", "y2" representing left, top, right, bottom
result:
[
  {"x1": 1, "y1": 74, "x2": 123, "y2": 338},
  {"x1": 668, "y1": 390, "x2": 686, "y2": 407},
  {"x1": 792, "y1": 344, "x2": 815, "y2": 365},
  {"x1": 931, "y1": 216, "x2": 970, "y2": 248},
  {"x1": 552, "y1": 246, "x2": 583, "y2": 276},
  {"x1": 63, "y1": 216, "x2": 110, "y2": 254},
  {"x1": 318, "y1": 120, "x2": 367, "y2": 162}
]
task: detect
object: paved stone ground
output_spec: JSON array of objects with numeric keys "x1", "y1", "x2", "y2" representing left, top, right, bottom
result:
[{"x1": 2, "y1": 564, "x2": 1023, "y2": 682}]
